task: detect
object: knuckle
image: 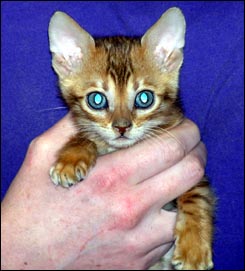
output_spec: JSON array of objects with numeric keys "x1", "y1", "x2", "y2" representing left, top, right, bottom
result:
[
  {"x1": 185, "y1": 155, "x2": 205, "y2": 180},
  {"x1": 93, "y1": 164, "x2": 130, "y2": 192},
  {"x1": 162, "y1": 138, "x2": 185, "y2": 163},
  {"x1": 192, "y1": 122, "x2": 201, "y2": 139},
  {"x1": 28, "y1": 134, "x2": 51, "y2": 154},
  {"x1": 93, "y1": 174, "x2": 115, "y2": 191},
  {"x1": 184, "y1": 119, "x2": 201, "y2": 140},
  {"x1": 25, "y1": 135, "x2": 51, "y2": 166},
  {"x1": 111, "y1": 196, "x2": 139, "y2": 230},
  {"x1": 25, "y1": 136, "x2": 46, "y2": 167}
]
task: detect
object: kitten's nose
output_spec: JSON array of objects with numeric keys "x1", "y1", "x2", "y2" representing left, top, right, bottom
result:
[{"x1": 113, "y1": 118, "x2": 132, "y2": 135}]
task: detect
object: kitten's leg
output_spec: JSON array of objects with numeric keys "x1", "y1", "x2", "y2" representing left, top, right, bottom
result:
[
  {"x1": 172, "y1": 179, "x2": 215, "y2": 270},
  {"x1": 50, "y1": 136, "x2": 97, "y2": 187},
  {"x1": 149, "y1": 245, "x2": 175, "y2": 270}
]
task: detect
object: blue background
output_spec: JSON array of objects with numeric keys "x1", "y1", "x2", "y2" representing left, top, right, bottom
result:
[{"x1": 1, "y1": 1, "x2": 244, "y2": 270}]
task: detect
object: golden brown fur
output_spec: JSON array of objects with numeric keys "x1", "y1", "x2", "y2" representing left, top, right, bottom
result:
[{"x1": 48, "y1": 8, "x2": 215, "y2": 270}]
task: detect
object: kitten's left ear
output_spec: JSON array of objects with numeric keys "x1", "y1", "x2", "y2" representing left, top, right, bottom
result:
[
  {"x1": 48, "y1": 11, "x2": 95, "y2": 79},
  {"x1": 141, "y1": 7, "x2": 186, "y2": 72}
]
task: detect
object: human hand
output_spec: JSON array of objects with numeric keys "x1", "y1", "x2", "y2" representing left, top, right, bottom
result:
[{"x1": 1, "y1": 113, "x2": 206, "y2": 270}]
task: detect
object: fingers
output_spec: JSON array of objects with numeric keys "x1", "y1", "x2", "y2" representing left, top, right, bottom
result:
[
  {"x1": 128, "y1": 118, "x2": 201, "y2": 184},
  {"x1": 97, "y1": 119, "x2": 201, "y2": 185},
  {"x1": 126, "y1": 209, "x2": 176, "y2": 267},
  {"x1": 135, "y1": 209, "x2": 177, "y2": 245},
  {"x1": 137, "y1": 142, "x2": 207, "y2": 208}
]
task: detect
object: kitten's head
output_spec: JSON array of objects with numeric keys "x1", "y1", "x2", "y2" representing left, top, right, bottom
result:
[{"x1": 48, "y1": 8, "x2": 186, "y2": 150}]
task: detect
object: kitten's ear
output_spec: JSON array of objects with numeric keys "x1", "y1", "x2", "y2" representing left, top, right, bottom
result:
[
  {"x1": 141, "y1": 7, "x2": 186, "y2": 72},
  {"x1": 48, "y1": 11, "x2": 95, "y2": 78}
]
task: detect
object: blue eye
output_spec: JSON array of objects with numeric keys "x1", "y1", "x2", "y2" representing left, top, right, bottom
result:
[
  {"x1": 135, "y1": 90, "x2": 154, "y2": 109},
  {"x1": 87, "y1": 92, "x2": 108, "y2": 110}
]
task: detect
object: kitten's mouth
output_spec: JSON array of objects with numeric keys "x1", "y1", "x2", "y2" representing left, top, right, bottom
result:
[
  {"x1": 109, "y1": 136, "x2": 135, "y2": 148},
  {"x1": 116, "y1": 135, "x2": 129, "y2": 140}
]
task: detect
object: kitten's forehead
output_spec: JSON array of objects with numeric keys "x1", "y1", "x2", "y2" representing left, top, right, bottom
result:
[
  {"x1": 94, "y1": 37, "x2": 169, "y2": 93},
  {"x1": 77, "y1": 36, "x2": 177, "y2": 104},
  {"x1": 95, "y1": 37, "x2": 141, "y2": 88}
]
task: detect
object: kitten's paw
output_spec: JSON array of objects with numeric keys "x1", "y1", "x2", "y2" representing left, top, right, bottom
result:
[
  {"x1": 172, "y1": 240, "x2": 213, "y2": 270},
  {"x1": 50, "y1": 161, "x2": 91, "y2": 187},
  {"x1": 50, "y1": 151, "x2": 97, "y2": 188},
  {"x1": 49, "y1": 137, "x2": 97, "y2": 188}
]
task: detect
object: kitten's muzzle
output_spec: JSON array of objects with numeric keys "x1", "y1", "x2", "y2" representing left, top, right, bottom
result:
[{"x1": 112, "y1": 118, "x2": 132, "y2": 136}]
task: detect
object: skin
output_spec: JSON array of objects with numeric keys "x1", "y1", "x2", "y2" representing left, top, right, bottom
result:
[{"x1": 1, "y1": 113, "x2": 206, "y2": 270}]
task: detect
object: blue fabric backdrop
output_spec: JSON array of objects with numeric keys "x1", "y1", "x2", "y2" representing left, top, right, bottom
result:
[{"x1": 1, "y1": 1, "x2": 244, "y2": 270}]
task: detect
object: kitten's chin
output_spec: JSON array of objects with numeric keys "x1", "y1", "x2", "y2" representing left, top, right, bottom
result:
[{"x1": 108, "y1": 137, "x2": 137, "y2": 149}]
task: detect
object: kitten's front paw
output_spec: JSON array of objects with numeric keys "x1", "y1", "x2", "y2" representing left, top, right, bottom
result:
[
  {"x1": 50, "y1": 161, "x2": 90, "y2": 187},
  {"x1": 172, "y1": 239, "x2": 213, "y2": 270},
  {"x1": 50, "y1": 151, "x2": 96, "y2": 188}
]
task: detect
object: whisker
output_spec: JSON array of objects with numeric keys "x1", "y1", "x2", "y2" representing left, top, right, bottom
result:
[
  {"x1": 144, "y1": 129, "x2": 165, "y2": 147},
  {"x1": 145, "y1": 126, "x2": 186, "y2": 155},
  {"x1": 37, "y1": 106, "x2": 67, "y2": 112},
  {"x1": 156, "y1": 127, "x2": 186, "y2": 154}
]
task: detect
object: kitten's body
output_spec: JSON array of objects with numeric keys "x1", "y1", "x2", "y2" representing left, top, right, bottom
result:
[{"x1": 48, "y1": 8, "x2": 215, "y2": 270}]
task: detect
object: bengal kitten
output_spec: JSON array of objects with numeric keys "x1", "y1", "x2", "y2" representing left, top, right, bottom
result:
[{"x1": 48, "y1": 8, "x2": 215, "y2": 270}]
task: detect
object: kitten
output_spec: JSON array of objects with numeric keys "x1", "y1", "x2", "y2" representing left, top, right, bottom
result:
[{"x1": 48, "y1": 8, "x2": 215, "y2": 270}]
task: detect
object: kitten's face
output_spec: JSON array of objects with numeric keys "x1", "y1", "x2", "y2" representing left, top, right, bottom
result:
[
  {"x1": 49, "y1": 8, "x2": 186, "y2": 150},
  {"x1": 61, "y1": 38, "x2": 182, "y2": 149}
]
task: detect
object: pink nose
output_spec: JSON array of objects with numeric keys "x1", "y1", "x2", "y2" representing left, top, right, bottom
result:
[
  {"x1": 114, "y1": 126, "x2": 128, "y2": 135},
  {"x1": 113, "y1": 118, "x2": 132, "y2": 135}
]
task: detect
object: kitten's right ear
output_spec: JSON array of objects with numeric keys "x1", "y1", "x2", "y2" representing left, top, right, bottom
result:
[
  {"x1": 141, "y1": 7, "x2": 186, "y2": 72},
  {"x1": 48, "y1": 11, "x2": 95, "y2": 79}
]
